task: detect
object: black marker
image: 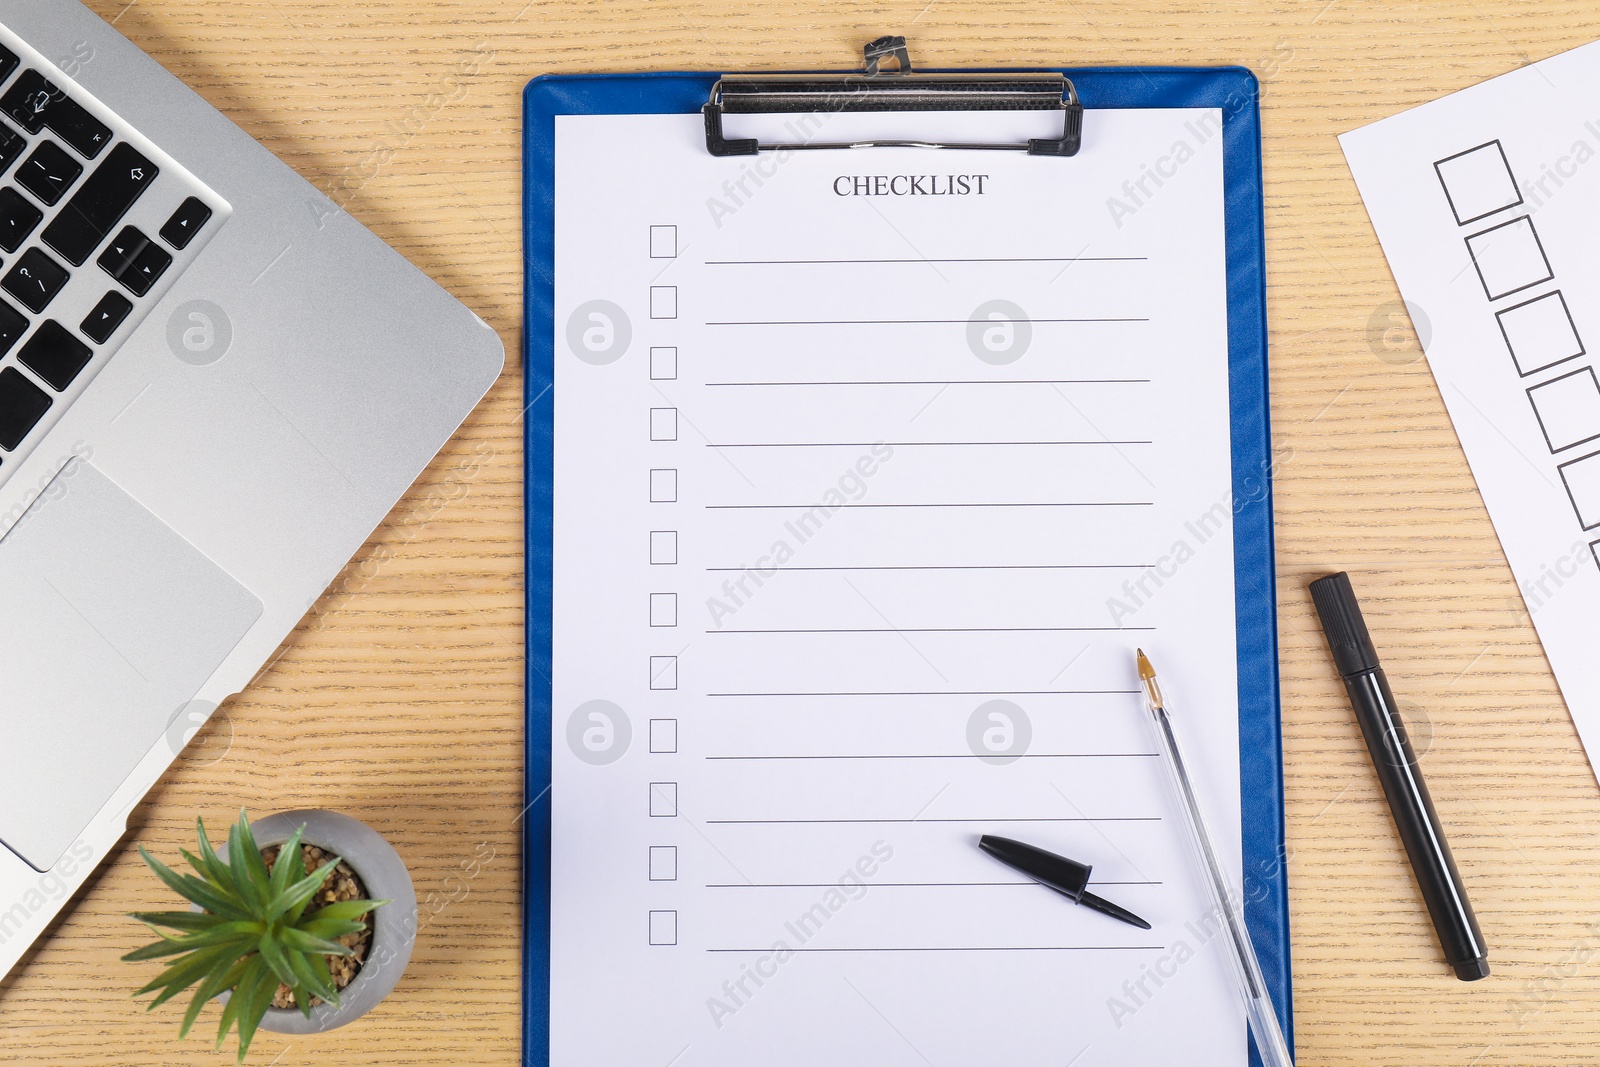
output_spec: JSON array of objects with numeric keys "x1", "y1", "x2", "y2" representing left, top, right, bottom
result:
[{"x1": 1310, "y1": 572, "x2": 1489, "y2": 981}]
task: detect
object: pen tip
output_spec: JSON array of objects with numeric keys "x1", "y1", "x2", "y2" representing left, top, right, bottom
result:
[{"x1": 1136, "y1": 649, "x2": 1155, "y2": 681}]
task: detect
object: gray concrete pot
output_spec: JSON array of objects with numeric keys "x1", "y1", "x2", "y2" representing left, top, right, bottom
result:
[{"x1": 213, "y1": 810, "x2": 418, "y2": 1035}]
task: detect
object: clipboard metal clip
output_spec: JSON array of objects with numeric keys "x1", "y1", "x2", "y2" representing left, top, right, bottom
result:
[{"x1": 702, "y1": 35, "x2": 1083, "y2": 158}]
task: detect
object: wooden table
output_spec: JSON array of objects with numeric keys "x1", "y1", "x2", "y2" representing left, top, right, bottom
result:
[{"x1": 4, "y1": 1, "x2": 1600, "y2": 1063}]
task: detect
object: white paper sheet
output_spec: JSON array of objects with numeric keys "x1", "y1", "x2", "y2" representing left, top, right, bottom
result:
[
  {"x1": 550, "y1": 108, "x2": 1247, "y2": 1066},
  {"x1": 1342, "y1": 43, "x2": 1600, "y2": 777}
]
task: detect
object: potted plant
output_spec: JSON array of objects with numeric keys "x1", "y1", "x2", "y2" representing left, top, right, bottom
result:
[{"x1": 123, "y1": 809, "x2": 417, "y2": 1061}]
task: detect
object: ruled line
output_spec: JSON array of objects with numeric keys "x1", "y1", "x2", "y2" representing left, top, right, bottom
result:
[
  {"x1": 704, "y1": 753, "x2": 1159, "y2": 761},
  {"x1": 706, "y1": 690, "x2": 1141, "y2": 698},
  {"x1": 707, "y1": 317, "x2": 1149, "y2": 326},
  {"x1": 704, "y1": 880, "x2": 1162, "y2": 888},
  {"x1": 705, "y1": 502, "x2": 1154, "y2": 510},
  {"x1": 704, "y1": 946, "x2": 1164, "y2": 953},
  {"x1": 704, "y1": 379, "x2": 1152, "y2": 387},
  {"x1": 707, "y1": 626, "x2": 1156, "y2": 635},
  {"x1": 704, "y1": 564, "x2": 1154, "y2": 572},
  {"x1": 707, "y1": 825, "x2": 1158, "y2": 831},
  {"x1": 704, "y1": 440, "x2": 1153, "y2": 448},
  {"x1": 704, "y1": 256, "x2": 1149, "y2": 265}
]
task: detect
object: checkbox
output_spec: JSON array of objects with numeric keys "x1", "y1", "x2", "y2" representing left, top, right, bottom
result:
[
  {"x1": 649, "y1": 225, "x2": 678, "y2": 259},
  {"x1": 1591, "y1": 539, "x2": 1600, "y2": 575},
  {"x1": 649, "y1": 530, "x2": 678, "y2": 565},
  {"x1": 649, "y1": 718, "x2": 678, "y2": 753},
  {"x1": 650, "y1": 286, "x2": 678, "y2": 319},
  {"x1": 649, "y1": 593, "x2": 678, "y2": 627},
  {"x1": 649, "y1": 469, "x2": 678, "y2": 503},
  {"x1": 649, "y1": 656, "x2": 678, "y2": 690},
  {"x1": 1558, "y1": 450, "x2": 1600, "y2": 530},
  {"x1": 649, "y1": 782, "x2": 678, "y2": 817},
  {"x1": 650, "y1": 408, "x2": 679, "y2": 442},
  {"x1": 1466, "y1": 215, "x2": 1553, "y2": 301},
  {"x1": 649, "y1": 909, "x2": 678, "y2": 945},
  {"x1": 650, "y1": 347, "x2": 678, "y2": 381},
  {"x1": 649, "y1": 845, "x2": 678, "y2": 881},
  {"x1": 1435, "y1": 141, "x2": 1522, "y2": 226},
  {"x1": 1498, "y1": 290, "x2": 1585, "y2": 377},
  {"x1": 1528, "y1": 367, "x2": 1600, "y2": 453}
]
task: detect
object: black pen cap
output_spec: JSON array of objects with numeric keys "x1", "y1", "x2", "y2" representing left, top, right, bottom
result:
[{"x1": 1310, "y1": 571, "x2": 1381, "y2": 677}]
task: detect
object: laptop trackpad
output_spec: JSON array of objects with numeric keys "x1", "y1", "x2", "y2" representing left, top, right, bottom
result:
[{"x1": 0, "y1": 461, "x2": 262, "y2": 871}]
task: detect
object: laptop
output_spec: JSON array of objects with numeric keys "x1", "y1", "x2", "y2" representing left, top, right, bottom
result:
[{"x1": 0, "y1": 0, "x2": 504, "y2": 977}]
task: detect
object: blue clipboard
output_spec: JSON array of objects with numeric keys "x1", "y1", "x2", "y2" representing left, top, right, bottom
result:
[{"x1": 522, "y1": 64, "x2": 1288, "y2": 1067}]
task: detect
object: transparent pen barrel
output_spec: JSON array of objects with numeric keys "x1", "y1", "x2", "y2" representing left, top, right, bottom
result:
[{"x1": 1149, "y1": 704, "x2": 1295, "y2": 1067}]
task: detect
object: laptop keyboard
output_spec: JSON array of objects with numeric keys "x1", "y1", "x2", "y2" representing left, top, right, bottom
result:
[{"x1": 0, "y1": 33, "x2": 226, "y2": 488}]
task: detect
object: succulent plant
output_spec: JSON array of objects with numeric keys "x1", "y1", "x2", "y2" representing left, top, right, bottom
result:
[{"x1": 123, "y1": 810, "x2": 387, "y2": 1061}]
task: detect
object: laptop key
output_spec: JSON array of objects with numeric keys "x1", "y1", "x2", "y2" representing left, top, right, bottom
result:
[
  {"x1": 0, "y1": 45, "x2": 18, "y2": 86},
  {"x1": 0, "y1": 187, "x2": 41, "y2": 252},
  {"x1": 3, "y1": 248, "x2": 70, "y2": 313},
  {"x1": 0, "y1": 70, "x2": 53, "y2": 134},
  {"x1": 16, "y1": 141, "x2": 82, "y2": 206},
  {"x1": 18, "y1": 321, "x2": 92, "y2": 392},
  {"x1": 0, "y1": 71, "x2": 112, "y2": 159},
  {"x1": 0, "y1": 296, "x2": 26, "y2": 356},
  {"x1": 160, "y1": 197, "x2": 212, "y2": 249},
  {"x1": 0, "y1": 366, "x2": 50, "y2": 451},
  {"x1": 98, "y1": 225, "x2": 148, "y2": 279},
  {"x1": 121, "y1": 241, "x2": 172, "y2": 296},
  {"x1": 39, "y1": 143, "x2": 157, "y2": 266},
  {"x1": 81, "y1": 291, "x2": 132, "y2": 345},
  {"x1": 0, "y1": 120, "x2": 22, "y2": 178}
]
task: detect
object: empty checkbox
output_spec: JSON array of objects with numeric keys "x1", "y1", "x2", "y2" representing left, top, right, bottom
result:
[
  {"x1": 650, "y1": 286, "x2": 678, "y2": 319},
  {"x1": 649, "y1": 593, "x2": 678, "y2": 627},
  {"x1": 649, "y1": 656, "x2": 678, "y2": 690},
  {"x1": 649, "y1": 469, "x2": 678, "y2": 503},
  {"x1": 650, "y1": 225, "x2": 679, "y2": 258},
  {"x1": 650, "y1": 347, "x2": 678, "y2": 381},
  {"x1": 650, "y1": 530, "x2": 679, "y2": 565},
  {"x1": 1528, "y1": 367, "x2": 1600, "y2": 453},
  {"x1": 649, "y1": 846, "x2": 678, "y2": 881},
  {"x1": 649, "y1": 718, "x2": 678, "y2": 753},
  {"x1": 650, "y1": 408, "x2": 679, "y2": 442},
  {"x1": 1466, "y1": 216, "x2": 1553, "y2": 300},
  {"x1": 649, "y1": 782, "x2": 678, "y2": 817},
  {"x1": 1498, "y1": 290, "x2": 1585, "y2": 376},
  {"x1": 649, "y1": 909, "x2": 678, "y2": 945},
  {"x1": 1591, "y1": 539, "x2": 1600, "y2": 574},
  {"x1": 1558, "y1": 450, "x2": 1600, "y2": 530},
  {"x1": 1435, "y1": 141, "x2": 1523, "y2": 226}
]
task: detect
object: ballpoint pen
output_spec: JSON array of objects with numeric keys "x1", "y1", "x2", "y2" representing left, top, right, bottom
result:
[{"x1": 1137, "y1": 649, "x2": 1294, "y2": 1067}]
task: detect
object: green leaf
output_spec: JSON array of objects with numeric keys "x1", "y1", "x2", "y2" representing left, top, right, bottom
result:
[
  {"x1": 179, "y1": 957, "x2": 245, "y2": 1040},
  {"x1": 306, "y1": 951, "x2": 340, "y2": 1011},
  {"x1": 137, "y1": 847, "x2": 251, "y2": 922},
  {"x1": 136, "y1": 941, "x2": 243, "y2": 1007},
  {"x1": 302, "y1": 898, "x2": 386, "y2": 924},
  {"x1": 266, "y1": 826, "x2": 305, "y2": 902},
  {"x1": 277, "y1": 927, "x2": 351, "y2": 957},
  {"x1": 232, "y1": 955, "x2": 280, "y2": 1063},
  {"x1": 297, "y1": 918, "x2": 365, "y2": 942},
  {"x1": 127, "y1": 910, "x2": 229, "y2": 934},
  {"x1": 195, "y1": 817, "x2": 236, "y2": 887},
  {"x1": 138, "y1": 920, "x2": 264, "y2": 958},
  {"x1": 286, "y1": 947, "x2": 336, "y2": 1004},
  {"x1": 265, "y1": 860, "x2": 339, "y2": 923},
  {"x1": 226, "y1": 811, "x2": 271, "y2": 914},
  {"x1": 255, "y1": 931, "x2": 298, "y2": 989}
]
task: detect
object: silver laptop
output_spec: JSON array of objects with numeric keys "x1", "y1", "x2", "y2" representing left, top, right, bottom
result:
[{"x1": 0, "y1": 1, "x2": 503, "y2": 975}]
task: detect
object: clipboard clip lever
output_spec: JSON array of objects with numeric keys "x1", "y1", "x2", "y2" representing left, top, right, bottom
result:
[{"x1": 703, "y1": 36, "x2": 1083, "y2": 157}]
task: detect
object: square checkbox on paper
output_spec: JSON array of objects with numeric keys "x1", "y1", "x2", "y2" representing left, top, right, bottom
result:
[
  {"x1": 649, "y1": 782, "x2": 678, "y2": 817},
  {"x1": 649, "y1": 655, "x2": 678, "y2": 690},
  {"x1": 649, "y1": 225, "x2": 678, "y2": 258}
]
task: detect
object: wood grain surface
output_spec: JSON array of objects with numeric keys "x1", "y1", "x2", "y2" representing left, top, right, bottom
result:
[{"x1": 3, "y1": 1, "x2": 1600, "y2": 1064}]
